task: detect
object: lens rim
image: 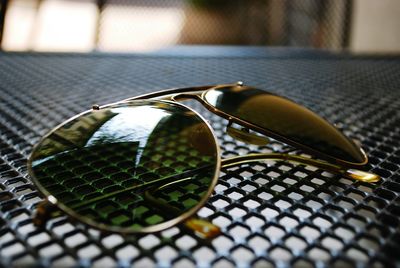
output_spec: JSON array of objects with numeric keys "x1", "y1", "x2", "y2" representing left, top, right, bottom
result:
[
  {"x1": 28, "y1": 100, "x2": 221, "y2": 234},
  {"x1": 200, "y1": 85, "x2": 368, "y2": 167}
]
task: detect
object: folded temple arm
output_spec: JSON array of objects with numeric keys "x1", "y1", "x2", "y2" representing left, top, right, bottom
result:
[{"x1": 221, "y1": 153, "x2": 380, "y2": 183}]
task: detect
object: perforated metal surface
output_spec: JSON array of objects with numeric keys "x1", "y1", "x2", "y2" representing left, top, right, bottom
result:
[{"x1": 0, "y1": 50, "x2": 399, "y2": 267}]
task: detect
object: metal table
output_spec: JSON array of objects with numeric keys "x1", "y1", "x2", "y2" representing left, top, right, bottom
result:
[{"x1": 0, "y1": 48, "x2": 399, "y2": 267}]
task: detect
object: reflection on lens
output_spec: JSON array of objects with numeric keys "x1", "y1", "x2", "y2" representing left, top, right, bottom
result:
[
  {"x1": 29, "y1": 100, "x2": 219, "y2": 232},
  {"x1": 204, "y1": 85, "x2": 366, "y2": 165}
]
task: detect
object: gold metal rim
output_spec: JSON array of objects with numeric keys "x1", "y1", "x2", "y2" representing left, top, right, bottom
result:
[
  {"x1": 198, "y1": 84, "x2": 368, "y2": 168},
  {"x1": 27, "y1": 99, "x2": 221, "y2": 234}
]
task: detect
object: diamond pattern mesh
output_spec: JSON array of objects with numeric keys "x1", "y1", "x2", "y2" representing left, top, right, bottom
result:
[{"x1": 0, "y1": 51, "x2": 399, "y2": 267}]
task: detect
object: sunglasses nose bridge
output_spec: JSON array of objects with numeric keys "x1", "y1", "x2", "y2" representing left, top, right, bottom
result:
[
  {"x1": 171, "y1": 91, "x2": 273, "y2": 146},
  {"x1": 171, "y1": 92, "x2": 204, "y2": 102}
]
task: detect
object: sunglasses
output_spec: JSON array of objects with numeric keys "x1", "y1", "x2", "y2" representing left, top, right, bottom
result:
[{"x1": 28, "y1": 82, "x2": 379, "y2": 238}]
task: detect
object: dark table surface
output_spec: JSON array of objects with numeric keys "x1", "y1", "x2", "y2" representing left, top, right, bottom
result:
[{"x1": 0, "y1": 48, "x2": 399, "y2": 267}]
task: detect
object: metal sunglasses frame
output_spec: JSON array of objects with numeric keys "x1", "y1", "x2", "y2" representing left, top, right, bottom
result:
[{"x1": 29, "y1": 82, "x2": 379, "y2": 236}]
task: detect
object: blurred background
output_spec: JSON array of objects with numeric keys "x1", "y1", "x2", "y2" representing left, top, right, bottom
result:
[{"x1": 0, "y1": 0, "x2": 399, "y2": 53}]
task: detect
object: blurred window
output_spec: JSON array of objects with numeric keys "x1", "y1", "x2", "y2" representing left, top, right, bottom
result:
[{"x1": 0, "y1": 0, "x2": 399, "y2": 53}]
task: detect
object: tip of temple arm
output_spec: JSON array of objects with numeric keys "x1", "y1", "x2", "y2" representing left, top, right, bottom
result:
[
  {"x1": 184, "y1": 218, "x2": 221, "y2": 239},
  {"x1": 344, "y1": 169, "x2": 381, "y2": 183}
]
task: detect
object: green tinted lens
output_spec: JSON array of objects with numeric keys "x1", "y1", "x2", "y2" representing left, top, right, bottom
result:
[
  {"x1": 29, "y1": 100, "x2": 219, "y2": 233},
  {"x1": 204, "y1": 85, "x2": 366, "y2": 165}
]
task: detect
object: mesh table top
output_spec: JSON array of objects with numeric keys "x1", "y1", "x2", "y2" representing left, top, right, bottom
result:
[{"x1": 0, "y1": 49, "x2": 399, "y2": 267}]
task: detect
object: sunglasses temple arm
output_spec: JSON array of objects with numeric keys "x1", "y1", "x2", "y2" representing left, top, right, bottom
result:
[
  {"x1": 221, "y1": 153, "x2": 380, "y2": 183},
  {"x1": 32, "y1": 153, "x2": 379, "y2": 228},
  {"x1": 144, "y1": 187, "x2": 221, "y2": 239}
]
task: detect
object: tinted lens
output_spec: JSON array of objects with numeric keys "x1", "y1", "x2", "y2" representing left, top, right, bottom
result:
[
  {"x1": 203, "y1": 85, "x2": 366, "y2": 165},
  {"x1": 29, "y1": 100, "x2": 219, "y2": 233}
]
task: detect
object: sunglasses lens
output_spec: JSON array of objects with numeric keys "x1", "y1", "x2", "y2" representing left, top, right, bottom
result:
[
  {"x1": 29, "y1": 101, "x2": 219, "y2": 233},
  {"x1": 204, "y1": 85, "x2": 366, "y2": 165}
]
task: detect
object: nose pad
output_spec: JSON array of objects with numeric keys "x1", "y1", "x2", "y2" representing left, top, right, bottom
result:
[{"x1": 226, "y1": 122, "x2": 270, "y2": 146}]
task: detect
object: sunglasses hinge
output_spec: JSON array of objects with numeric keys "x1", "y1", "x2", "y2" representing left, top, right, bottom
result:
[{"x1": 33, "y1": 200, "x2": 60, "y2": 227}]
